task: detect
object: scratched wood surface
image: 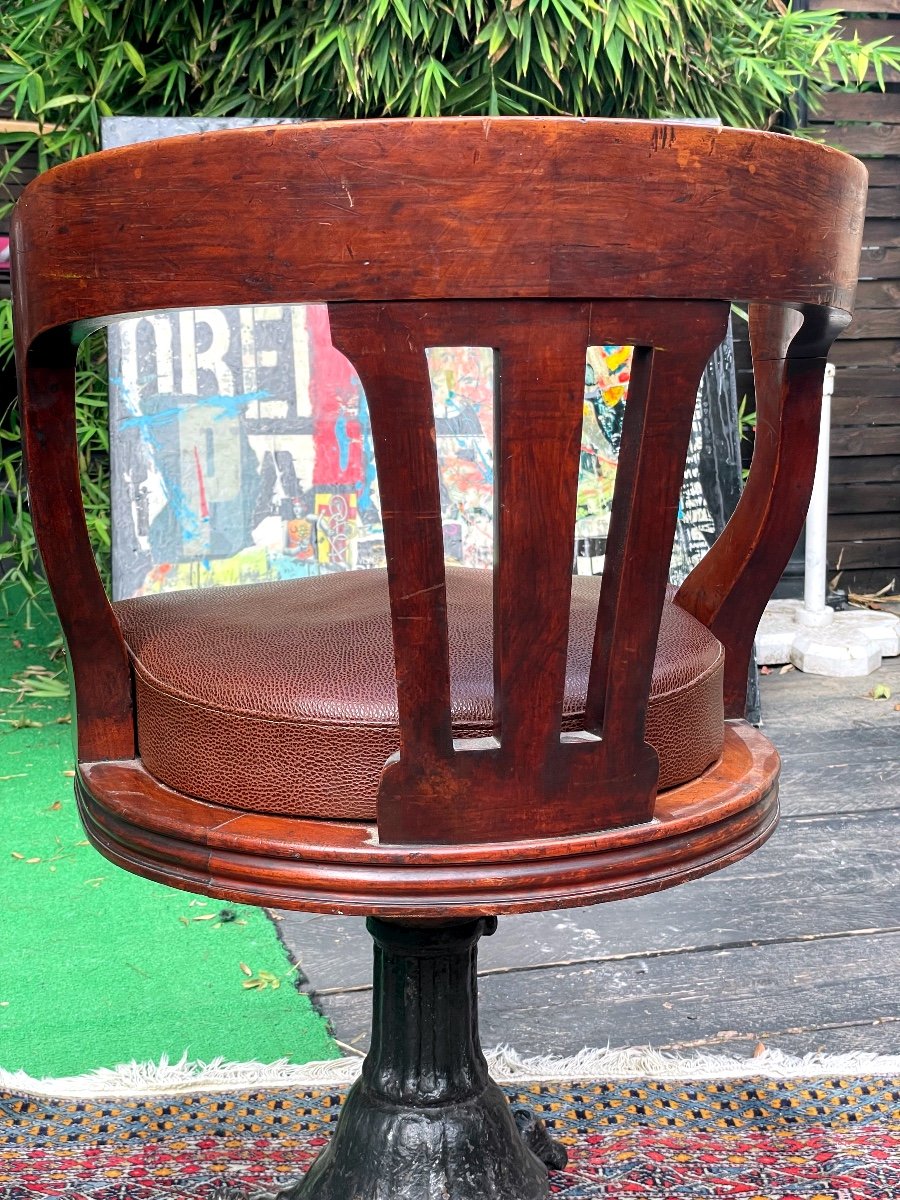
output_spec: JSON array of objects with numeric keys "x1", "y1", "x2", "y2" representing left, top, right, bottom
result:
[{"x1": 280, "y1": 656, "x2": 900, "y2": 1056}]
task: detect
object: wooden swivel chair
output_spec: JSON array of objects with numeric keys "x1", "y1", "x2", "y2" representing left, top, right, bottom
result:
[{"x1": 12, "y1": 119, "x2": 865, "y2": 1200}]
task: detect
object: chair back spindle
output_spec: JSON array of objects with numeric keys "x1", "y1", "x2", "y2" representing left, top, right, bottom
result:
[{"x1": 333, "y1": 300, "x2": 729, "y2": 844}]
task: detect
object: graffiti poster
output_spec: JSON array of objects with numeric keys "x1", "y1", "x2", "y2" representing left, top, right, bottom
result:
[
  {"x1": 103, "y1": 119, "x2": 744, "y2": 619},
  {"x1": 107, "y1": 303, "x2": 741, "y2": 599}
]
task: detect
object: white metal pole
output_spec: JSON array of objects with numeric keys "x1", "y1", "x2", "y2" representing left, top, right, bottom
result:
[{"x1": 797, "y1": 362, "x2": 835, "y2": 628}]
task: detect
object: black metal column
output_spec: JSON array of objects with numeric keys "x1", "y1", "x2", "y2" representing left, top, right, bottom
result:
[{"x1": 275, "y1": 916, "x2": 556, "y2": 1200}]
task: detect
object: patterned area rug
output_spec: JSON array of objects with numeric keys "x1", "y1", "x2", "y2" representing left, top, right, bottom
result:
[{"x1": 2, "y1": 1075, "x2": 899, "y2": 1199}]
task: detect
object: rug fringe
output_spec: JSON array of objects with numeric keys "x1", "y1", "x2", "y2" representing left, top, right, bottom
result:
[{"x1": 3, "y1": 1045, "x2": 900, "y2": 1098}]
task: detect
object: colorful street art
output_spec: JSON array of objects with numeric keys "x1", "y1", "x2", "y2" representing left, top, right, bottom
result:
[
  {"x1": 108, "y1": 303, "x2": 653, "y2": 599},
  {"x1": 108, "y1": 304, "x2": 733, "y2": 600}
]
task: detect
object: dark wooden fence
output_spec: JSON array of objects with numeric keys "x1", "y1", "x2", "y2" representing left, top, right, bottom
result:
[{"x1": 808, "y1": 0, "x2": 900, "y2": 595}]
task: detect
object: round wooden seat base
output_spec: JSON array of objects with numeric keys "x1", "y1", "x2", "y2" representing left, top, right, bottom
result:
[{"x1": 77, "y1": 721, "x2": 779, "y2": 920}]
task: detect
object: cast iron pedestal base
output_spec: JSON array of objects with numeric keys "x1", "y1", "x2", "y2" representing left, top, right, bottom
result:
[{"x1": 263, "y1": 917, "x2": 566, "y2": 1200}]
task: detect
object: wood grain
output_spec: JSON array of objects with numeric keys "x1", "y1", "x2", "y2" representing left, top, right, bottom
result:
[
  {"x1": 814, "y1": 124, "x2": 900, "y2": 156},
  {"x1": 853, "y1": 279, "x2": 900, "y2": 308},
  {"x1": 675, "y1": 306, "x2": 839, "y2": 715},
  {"x1": 830, "y1": 423, "x2": 900, "y2": 454},
  {"x1": 828, "y1": 481, "x2": 900, "y2": 512},
  {"x1": 832, "y1": 366, "x2": 900, "y2": 396},
  {"x1": 810, "y1": 0, "x2": 900, "y2": 11},
  {"x1": 831, "y1": 337, "x2": 900, "y2": 365},
  {"x1": 830, "y1": 454, "x2": 900, "y2": 482},
  {"x1": 75, "y1": 722, "x2": 780, "y2": 918},
  {"x1": 832, "y1": 395, "x2": 900, "y2": 426},
  {"x1": 828, "y1": 537, "x2": 900, "y2": 568},
  {"x1": 286, "y1": 811, "x2": 900, "y2": 992},
  {"x1": 811, "y1": 90, "x2": 900, "y2": 123},
  {"x1": 829, "y1": 511, "x2": 900, "y2": 540},
  {"x1": 832, "y1": 17, "x2": 900, "y2": 44},
  {"x1": 12, "y1": 120, "x2": 866, "y2": 348},
  {"x1": 284, "y1": 661, "x2": 900, "y2": 1055},
  {"x1": 865, "y1": 187, "x2": 900, "y2": 218},
  {"x1": 331, "y1": 300, "x2": 730, "y2": 847},
  {"x1": 841, "y1": 308, "x2": 899, "y2": 338},
  {"x1": 865, "y1": 159, "x2": 900, "y2": 186}
]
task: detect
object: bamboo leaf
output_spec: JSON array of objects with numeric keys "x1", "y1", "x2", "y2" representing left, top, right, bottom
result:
[{"x1": 121, "y1": 40, "x2": 146, "y2": 78}]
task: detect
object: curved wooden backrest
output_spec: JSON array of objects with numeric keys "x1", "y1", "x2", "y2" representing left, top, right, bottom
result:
[{"x1": 12, "y1": 118, "x2": 867, "y2": 846}]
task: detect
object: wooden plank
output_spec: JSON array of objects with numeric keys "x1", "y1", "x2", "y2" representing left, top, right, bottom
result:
[
  {"x1": 281, "y1": 661, "x2": 900, "y2": 1055},
  {"x1": 810, "y1": 0, "x2": 900, "y2": 11},
  {"x1": 320, "y1": 932, "x2": 900, "y2": 1056},
  {"x1": 866, "y1": 158, "x2": 900, "y2": 185},
  {"x1": 832, "y1": 366, "x2": 900, "y2": 396},
  {"x1": 829, "y1": 480, "x2": 900, "y2": 510},
  {"x1": 863, "y1": 217, "x2": 900, "y2": 246},
  {"x1": 0, "y1": 148, "x2": 39, "y2": 211},
  {"x1": 760, "y1": 656, "x2": 900, "y2": 736},
  {"x1": 831, "y1": 337, "x2": 900, "y2": 365},
  {"x1": 830, "y1": 423, "x2": 900, "y2": 453},
  {"x1": 830, "y1": 453, "x2": 900, "y2": 481},
  {"x1": 811, "y1": 89, "x2": 900, "y2": 123},
  {"x1": 775, "y1": 724, "x2": 900, "y2": 764},
  {"x1": 834, "y1": 18, "x2": 900, "y2": 45},
  {"x1": 829, "y1": 511, "x2": 900, "y2": 539},
  {"x1": 832, "y1": 396, "x2": 900, "y2": 427},
  {"x1": 831, "y1": 565, "x2": 900, "y2": 591},
  {"x1": 854, "y1": 278, "x2": 900, "y2": 307},
  {"x1": 828, "y1": 536, "x2": 900, "y2": 566},
  {"x1": 283, "y1": 809, "x2": 900, "y2": 991},
  {"x1": 843, "y1": 308, "x2": 899, "y2": 337},
  {"x1": 866, "y1": 186, "x2": 900, "y2": 217},
  {"x1": 815, "y1": 124, "x2": 900, "y2": 155},
  {"x1": 857, "y1": 244, "x2": 900, "y2": 277},
  {"x1": 690, "y1": 1020, "x2": 900, "y2": 1058},
  {"x1": 477, "y1": 932, "x2": 900, "y2": 1055}
]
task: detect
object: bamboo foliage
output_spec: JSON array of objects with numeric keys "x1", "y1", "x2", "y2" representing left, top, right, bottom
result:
[{"x1": 1, "y1": 0, "x2": 899, "y2": 614}]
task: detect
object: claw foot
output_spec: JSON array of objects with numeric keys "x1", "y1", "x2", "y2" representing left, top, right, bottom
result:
[{"x1": 512, "y1": 1105, "x2": 569, "y2": 1171}]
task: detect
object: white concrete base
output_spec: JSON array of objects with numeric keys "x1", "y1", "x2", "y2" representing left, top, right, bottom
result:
[
  {"x1": 755, "y1": 599, "x2": 805, "y2": 665},
  {"x1": 755, "y1": 599, "x2": 900, "y2": 676}
]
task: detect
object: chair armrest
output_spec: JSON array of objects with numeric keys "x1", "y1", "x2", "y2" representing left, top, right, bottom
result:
[
  {"x1": 674, "y1": 303, "x2": 846, "y2": 717},
  {"x1": 18, "y1": 328, "x2": 134, "y2": 762}
]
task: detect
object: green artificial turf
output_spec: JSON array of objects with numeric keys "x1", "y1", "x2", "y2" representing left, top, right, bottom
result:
[{"x1": 0, "y1": 591, "x2": 338, "y2": 1078}]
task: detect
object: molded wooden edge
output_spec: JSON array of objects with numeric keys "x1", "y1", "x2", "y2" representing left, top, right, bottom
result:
[
  {"x1": 75, "y1": 723, "x2": 780, "y2": 918},
  {"x1": 76, "y1": 788, "x2": 778, "y2": 918},
  {"x1": 77, "y1": 722, "x2": 777, "y2": 865}
]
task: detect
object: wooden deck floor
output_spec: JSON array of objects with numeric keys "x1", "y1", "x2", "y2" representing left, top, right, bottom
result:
[{"x1": 278, "y1": 657, "x2": 900, "y2": 1059}]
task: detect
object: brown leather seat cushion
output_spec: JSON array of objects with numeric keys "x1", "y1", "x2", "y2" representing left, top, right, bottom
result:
[{"x1": 114, "y1": 568, "x2": 725, "y2": 820}]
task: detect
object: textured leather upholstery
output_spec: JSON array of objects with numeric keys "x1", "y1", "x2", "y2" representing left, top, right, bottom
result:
[{"x1": 114, "y1": 568, "x2": 725, "y2": 820}]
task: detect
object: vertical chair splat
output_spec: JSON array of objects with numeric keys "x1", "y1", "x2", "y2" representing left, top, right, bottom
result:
[
  {"x1": 328, "y1": 305, "x2": 454, "y2": 769},
  {"x1": 330, "y1": 300, "x2": 731, "y2": 847},
  {"x1": 585, "y1": 304, "x2": 731, "y2": 784}
]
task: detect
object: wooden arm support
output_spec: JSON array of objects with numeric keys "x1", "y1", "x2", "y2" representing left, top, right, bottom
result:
[
  {"x1": 19, "y1": 330, "x2": 134, "y2": 761},
  {"x1": 675, "y1": 303, "x2": 849, "y2": 716}
]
